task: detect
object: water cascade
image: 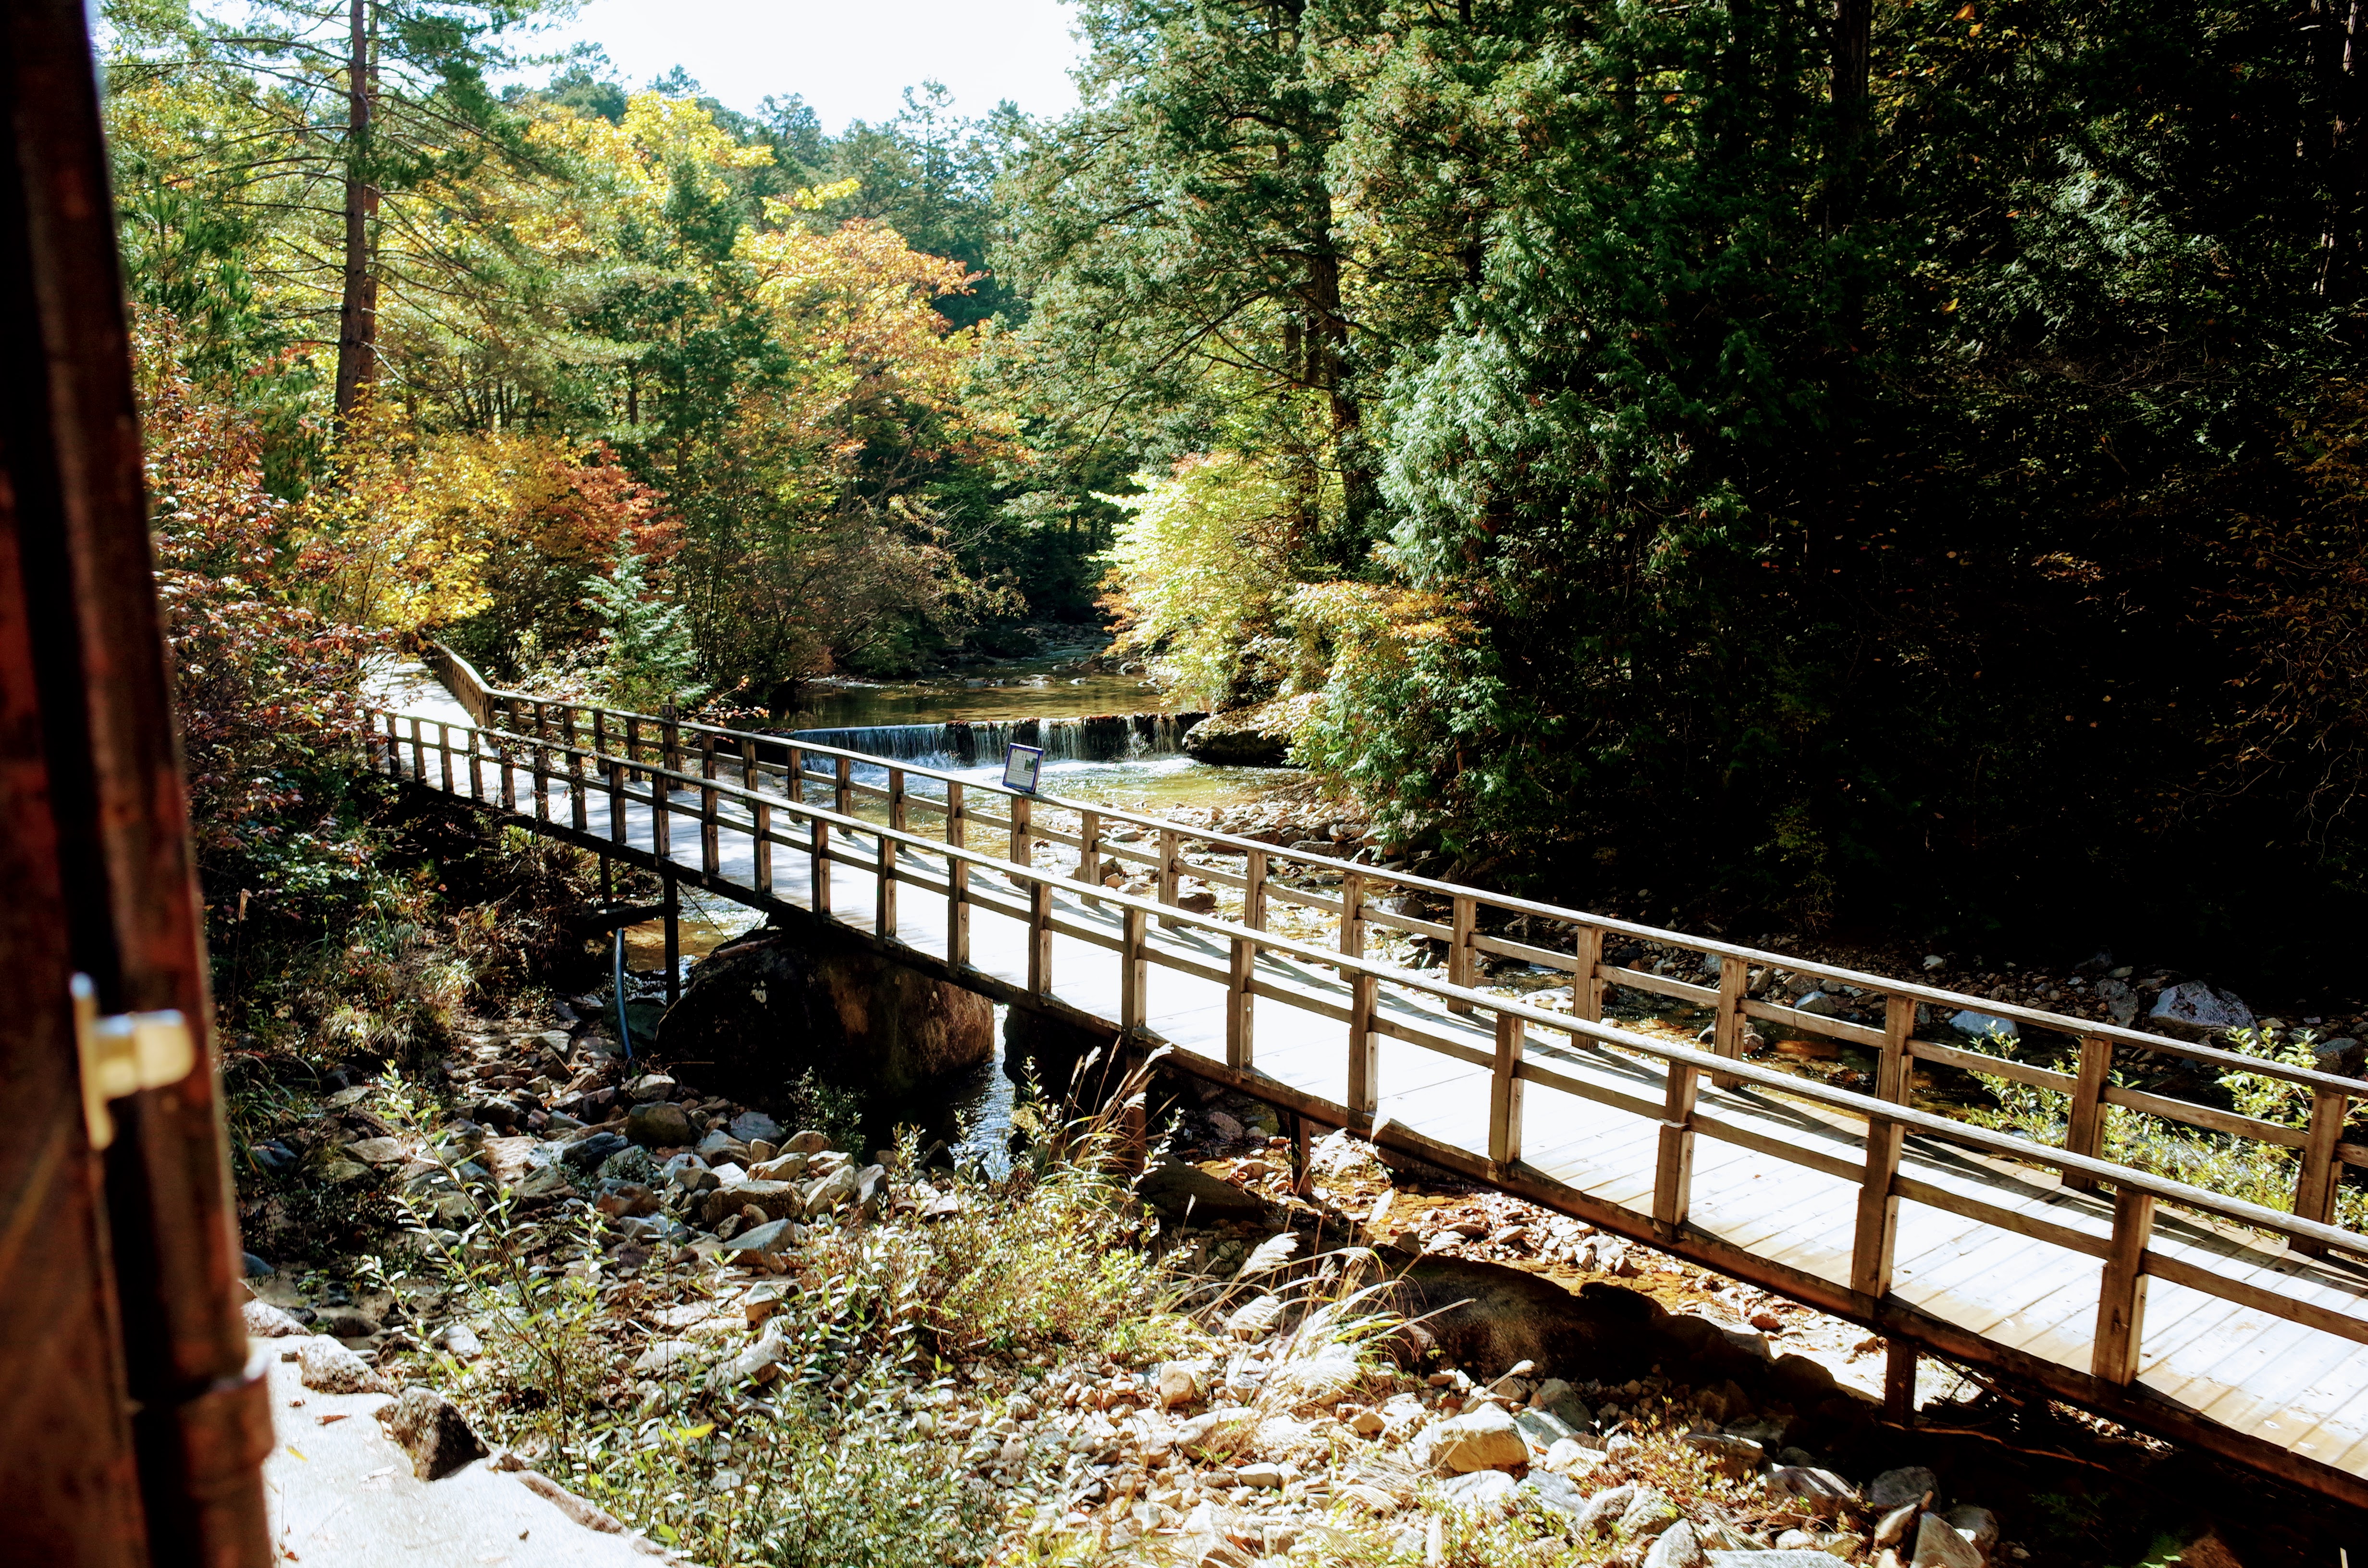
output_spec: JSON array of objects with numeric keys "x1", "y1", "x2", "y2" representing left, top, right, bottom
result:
[{"x1": 785, "y1": 711, "x2": 1207, "y2": 772}]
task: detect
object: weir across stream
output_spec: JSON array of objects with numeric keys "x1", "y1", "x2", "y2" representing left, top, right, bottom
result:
[{"x1": 369, "y1": 645, "x2": 2368, "y2": 1511}]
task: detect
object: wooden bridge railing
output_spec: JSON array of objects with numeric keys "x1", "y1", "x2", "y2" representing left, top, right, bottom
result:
[
  {"x1": 415, "y1": 648, "x2": 2368, "y2": 1248},
  {"x1": 368, "y1": 686, "x2": 2368, "y2": 1401}
]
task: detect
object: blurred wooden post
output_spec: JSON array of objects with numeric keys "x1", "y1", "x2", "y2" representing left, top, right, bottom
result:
[
  {"x1": 834, "y1": 753, "x2": 852, "y2": 818},
  {"x1": 1340, "y1": 868, "x2": 1366, "y2": 959},
  {"x1": 752, "y1": 800, "x2": 773, "y2": 894},
  {"x1": 876, "y1": 830, "x2": 898, "y2": 937},
  {"x1": 1245, "y1": 847, "x2": 1269, "y2": 929}
]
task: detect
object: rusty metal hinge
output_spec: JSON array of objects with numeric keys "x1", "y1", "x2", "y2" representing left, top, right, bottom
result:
[{"x1": 72, "y1": 973, "x2": 196, "y2": 1150}]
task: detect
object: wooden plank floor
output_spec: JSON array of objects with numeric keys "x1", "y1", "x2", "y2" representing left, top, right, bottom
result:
[{"x1": 373, "y1": 693, "x2": 2368, "y2": 1493}]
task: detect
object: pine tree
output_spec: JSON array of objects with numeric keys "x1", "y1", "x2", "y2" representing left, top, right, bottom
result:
[{"x1": 581, "y1": 538, "x2": 699, "y2": 712}]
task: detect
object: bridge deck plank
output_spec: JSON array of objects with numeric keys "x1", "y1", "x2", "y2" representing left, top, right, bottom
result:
[{"x1": 367, "y1": 724, "x2": 2368, "y2": 1494}]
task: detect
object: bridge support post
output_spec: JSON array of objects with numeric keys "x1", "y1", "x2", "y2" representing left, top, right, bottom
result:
[
  {"x1": 1573, "y1": 924, "x2": 1603, "y2": 1022},
  {"x1": 662, "y1": 871, "x2": 680, "y2": 1008},
  {"x1": 1883, "y1": 1340, "x2": 1918, "y2": 1426},
  {"x1": 2291, "y1": 1087, "x2": 2348, "y2": 1258},
  {"x1": 1852, "y1": 1109, "x2": 1905, "y2": 1298},
  {"x1": 1347, "y1": 972, "x2": 1379, "y2": 1127},
  {"x1": 1287, "y1": 1110, "x2": 1313, "y2": 1198},
  {"x1": 1447, "y1": 895, "x2": 1476, "y2": 1014}
]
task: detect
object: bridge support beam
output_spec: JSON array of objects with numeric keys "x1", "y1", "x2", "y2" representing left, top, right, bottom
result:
[
  {"x1": 662, "y1": 870, "x2": 680, "y2": 1007},
  {"x1": 1884, "y1": 1339, "x2": 1918, "y2": 1426}
]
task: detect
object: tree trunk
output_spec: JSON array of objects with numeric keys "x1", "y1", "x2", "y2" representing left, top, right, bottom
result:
[
  {"x1": 2321, "y1": 0, "x2": 2365, "y2": 302},
  {"x1": 1828, "y1": 0, "x2": 1873, "y2": 234},
  {"x1": 333, "y1": 0, "x2": 377, "y2": 419}
]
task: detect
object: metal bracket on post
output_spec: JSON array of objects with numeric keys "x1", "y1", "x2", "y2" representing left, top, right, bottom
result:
[{"x1": 72, "y1": 974, "x2": 196, "y2": 1151}]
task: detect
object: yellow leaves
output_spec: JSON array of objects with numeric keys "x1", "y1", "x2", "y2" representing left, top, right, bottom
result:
[
  {"x1": 539, "y1": 91, "x2": 775, "y2": 218},
  {"x1": 771, "y1": 179, "x2": 863, "y2": 214}
]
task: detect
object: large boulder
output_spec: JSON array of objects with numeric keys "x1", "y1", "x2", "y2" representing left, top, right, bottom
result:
[
  {"x1": 2149, "y1": 980, "x2": 2254, "y2": 1038},
  {"x1": 653, "y1": 920, "x2": 993, "y2": 1106},
  {"x1": 1179, "y1": 694, "x2": 1319, "y2": 767}
]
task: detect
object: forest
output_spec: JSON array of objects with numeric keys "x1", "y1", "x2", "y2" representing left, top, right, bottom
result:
[{"x1": 109, "y1": 0, "x2": 2368, "y2": 1004}]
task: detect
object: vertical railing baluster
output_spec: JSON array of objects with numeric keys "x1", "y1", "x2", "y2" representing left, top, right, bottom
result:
[
  {"x1": 1447, "y1": 895, "x2": 1477, "y2": 1014},
  {"x1": 1489, "y1": 1009, "x2": 1525, "y2": 1171},
  {"x1": 1077, "y1": 808, "x2": 1103, "y2": 908},
  {"x1": 1339, "y1": 868, "x2": 1366, "y2": 960},
  {"x1": 810, "y1": 815, "x2": 831, "y2": 918},
  {"x1": 1245, "y1": 847, "x2": 1268, "y2": 930},
  {"x1": 1851, "y1": 1096, "x2": 1906, "y2": 1301},
  {"x1": 1120, "y1": 904, "x2": 1147, "y2": 1033},
  {"x1": 876, "y1": 830, "x2": 899, "y2": 937},
  {"x1": 1711, "y1": 954, "x2": 1747, "y2": 1090},
  {"x1": 945, "y1": 781, "x2": 968, "y2": 968},
  {"x1": 2293, "y1": 1087, "x2": 2350, "y2": 1257},
  {"x1": 1028, "y1": 880, "x2": 1052, "y2": 994},
  {"x1": 1227, "y1": 932, "x2": 1256, "y2": 1069},
  {"x1": 1156, "y1": 826, "x2": 1178, "y2": 928},
  {"x1": 438, "y1": 722, "x2": 454, "y2": 793},
  {"x1": 753, "y1": 800, "x2": 773, "y2": 894},
  {"x1": 467, "y1": 725, "x2": 483, "y2": 800},
  {"x1": 1653, "y1": 1055, "x2": 1700, "y2": 1242},
  {"x1": 699, "y1": 733, "x2": 719, "y2": 876},
  {"x1": 2064, "y1": 1035, "x2": 2113, "y2": 1194},
  {"x1": 2092, "y1": 1185, "x2": 2156, "y2": 1385},
  {"x1": 1574, "y1": 924, "x2": 1604, "y2": 1022},
  {"x1": 1347, "y1": 971, "x2": 1378, "y2": 1125},
  {"x1": 566, "y1": 707, "x2": 586, "y2": 832},
  {"x1": 834, "y1": 754, "x2": 851, "y2": 819},
  {"x1": 408, "y1": 715, "x2": 424, "y2": 782}
]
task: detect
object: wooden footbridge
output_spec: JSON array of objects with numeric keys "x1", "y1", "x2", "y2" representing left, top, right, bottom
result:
[{"x1": 370, "y1": 648, "x2": 2368, "y2": 1510}]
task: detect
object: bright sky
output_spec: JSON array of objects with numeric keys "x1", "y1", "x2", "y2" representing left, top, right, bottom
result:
[{"x1": 519, "y1": 0, "x2": 1086, "y2": 132}]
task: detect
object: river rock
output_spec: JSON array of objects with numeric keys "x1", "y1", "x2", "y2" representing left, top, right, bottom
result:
[
  {"x1": 1574, "y1": 1484, "x2": 1636, "y2": 1535},
  {"x1": 1434, "y1": 1403, "x2": 1530, "y2": 1473},
  {"x1": 1705, "y1": 1555, "x2": 1852, "y2": 1567},
  {"x1": 626, "y1": 1101, "x2": 696, "y2": 1148},
  {"x1": 1867, "y1": 1465, "x2": 1937, "y2": 1510},
  {"x1": 750, "y1": 1151, "x2": 810, "y2": 1181},
  {"x1": 652, "y1": 923, "x2": 992, "y2": 1104},
  {"x1": 374, "y1": 1386, "x2": 488, "y2": 1480},
  {"x1": 561, "y1": 1132, "x2": 630, "y2": 1173},
  {"x1": 1619, "y1": 1486, "x2": 1678, "y2": 1537},
  {"x1": 1911, "y1": 1511, "x2": 1985, "y2": 1568},
  {"x1": 1767, "y1": 1466, "x2": 1857, "y2": 1516},
  {"x1": 1942, "y1": 1506, "x2": 1998, "y2": 1562},
  {"x1": 1136, "y1": 1158, "x2": 1272, "y2": 1221},
  {"x1": 730, "y1": 1110, "x2": 783, "y2": 1145},
  {"x1": 1521, "y1": 1470, "x2": 1587, "y2": 1521},
  {"x1": 297, "y1": 1335, "x2": 390, "y2": 1394},
  {"x1": 700, "y1": 1179, "x2": 804, "y2": 1226},
  {"x1": 242, "y1": 1300, "x2": 305, "y2": 1337},
  {"x1": 1440, "y1": 1468, "x2": 1519, "y2": 1512},
  {"x1": 1949, "y1": 1010, "x2": 2019, "y2": 1042},
  {"x1": 1645, "y1": 1521, "x2": 1706, "y2": 1568},
  {"x1": 2149, "y1": 981, "x2": 2254, "y2": 1037}
]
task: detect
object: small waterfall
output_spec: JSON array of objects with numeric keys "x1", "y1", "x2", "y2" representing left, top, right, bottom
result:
[{"x1": 786, "y1": 711, "x2": 1208, "y2": 771}]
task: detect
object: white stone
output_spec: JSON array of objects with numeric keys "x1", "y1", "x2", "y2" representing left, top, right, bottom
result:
[
  {"x1": 2150, "y1": 981, "x2": 2254, "y2": 1036},
  {"x1": 1431, "y1": 1401, "x2": 1529, "y2": 1473},
  {"x1": 1912, "y1": 1511, "x2": 1986, "y2": 1568},
  {"x1": 1949, "y1": 1010, "x2": 2020, "y2": 1041}
]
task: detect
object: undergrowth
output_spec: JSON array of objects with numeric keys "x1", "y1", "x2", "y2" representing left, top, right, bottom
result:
[{"x1": 381, "y1": 1064, "x2": 1189, "y2": 1568}]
